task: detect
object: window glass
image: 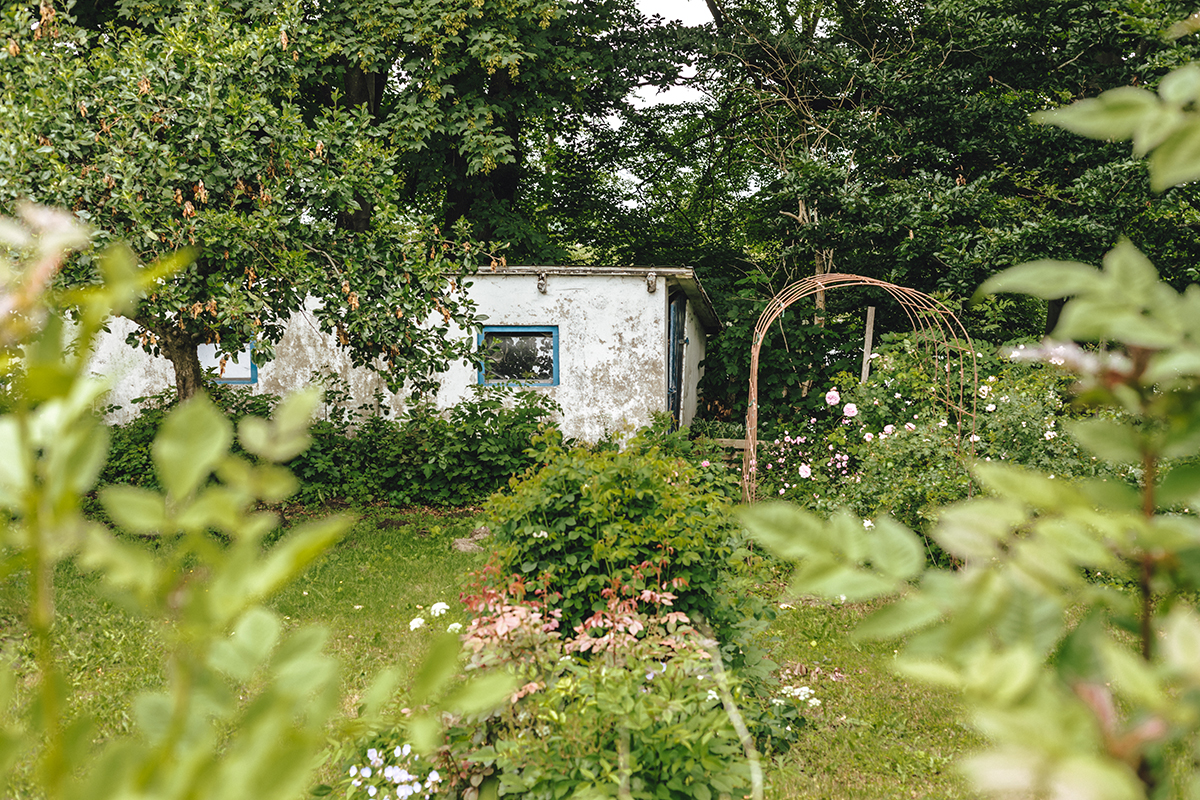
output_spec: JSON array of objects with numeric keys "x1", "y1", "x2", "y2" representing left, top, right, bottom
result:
[
  {"x1": 197, "y1": 343, "x2": 256, "y2": 384},
  {"x1": 480, "y1": 328, "x2": 557, "y2": 385}
]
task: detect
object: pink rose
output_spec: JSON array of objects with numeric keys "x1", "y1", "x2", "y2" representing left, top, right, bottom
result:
[
  {"x1": 825, "y1": 389, "x2": 840, "y2": 406},
  {"x1": 843, "y1": 403, "x2": 858, "y2": 418},
  {"x1": 799, "y1": 464, "x2": 812, "y2": 479}
]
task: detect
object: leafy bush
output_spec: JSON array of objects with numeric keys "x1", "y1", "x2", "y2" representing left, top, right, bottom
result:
[
  {"x1": 482, "y1": 441, "x2": 754, "y2": 647},
  {"x1": 103, "y1": 383, "x2": 561, "y2": 506},
  {"x1": 756, "y1": 333, "x2": 1130, "y2": 537},
  {"x1": 745, "y1": 67, "x2": 1200, "y2": 799},
  {"x1": 1, "y1": 209, "x2": 353, "y2": 800},
  {"x1": 337, "y1": 563, "x2": 793, "y2": 800}
]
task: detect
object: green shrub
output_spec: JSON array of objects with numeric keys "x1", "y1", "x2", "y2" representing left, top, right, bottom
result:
[
  {"x1": 103, "y1": 384, "x2": 561, "y2": 506},
  {"x1": 756, "y1": 333, "x2": 1130, "y2": 538},
  {"x1": 483, "y1": 442, "x2": 752, "y2": 646}
]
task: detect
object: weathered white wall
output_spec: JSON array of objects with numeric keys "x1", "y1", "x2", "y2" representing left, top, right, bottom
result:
[
  {"x1": 681, "y1": 300, "x2": 706, "y2": 427},
  {"x1": 89, "y1": 271, "x2": 706, "y2": 441},
  {"x1": 436, "y1": 272, "x2": 668, "y2": 441},
  {"x1": 88, "y1": 317, "x2": 176, "y2": 423}
]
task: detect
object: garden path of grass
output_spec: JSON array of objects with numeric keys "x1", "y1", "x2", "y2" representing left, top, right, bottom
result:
[{"x1": 3, "y1": 504, "x2": 981, "y2": 799}]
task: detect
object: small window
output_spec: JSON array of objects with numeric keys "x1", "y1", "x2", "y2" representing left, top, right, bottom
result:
[
  {"x1": 478, "y1": 326, "x2": 559, "y2": 386},
  {"x1": 198, "y1": 343, "x2": 257, "y2": 384}
]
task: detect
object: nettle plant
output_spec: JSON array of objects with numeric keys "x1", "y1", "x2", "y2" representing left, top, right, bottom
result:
[{"x1": 745, "y1": 60, "x2": 1200, "y2": 799}]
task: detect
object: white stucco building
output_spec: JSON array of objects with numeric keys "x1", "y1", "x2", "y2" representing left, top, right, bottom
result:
[{"x1": 90, "y1": 265, "x2": 720, "y2": 441}]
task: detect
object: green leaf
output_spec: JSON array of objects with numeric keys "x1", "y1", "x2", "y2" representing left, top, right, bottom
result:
[
  {"x1": 738, "y1": 502, "x2": 826, "y2": 561},
  {"x1": 1149, "y1": 117, "x2": 1200, "y2": 191},
  {"x1": 358, "y1": 667, "x2": 402, "y2": 720},
  {"x1": 443, "y1": 670, "x2": 519, "y2": 717},
  {"x1": 152, "y1": 397, "x2": 232, "y2": 498},
  {"x1": 208, "y1": 608, "x2": 281, "y2": 681},
  {"x1": 1067, "y1": 418, "x2": 1142, "y2": 464},
  {"x1": 239, "y1": 387, "x2": 320, "y2": 462},
  {"x1": 933, "y1": 499, "x2": 1026, "y2": 562},
  {"x1": 867, "y1": 517, "x2": 924, "y2": 581},
  {"x1": 1158, "y1": 463, "x2": 1200, "y2": 507},
  {"x1": 1033, "y1": 86, "x2": 1158, "y2": 141},
  {"x1": 133, "y1": 692, "x2": 173, "y2": 744},
  {"x1": 246, "y1": 514, "x2": 351, "y2": 595},
  {"x1": 410, "y1": 634, "x2": 461, "y2": 704},
  {"x1": 979, "y1": 260, "x2": 1101, "y2": 300},
  {"x1": 1099, "y1": 637, "x2": 1164, "y2": 710},
  {"x1": 1155, "y1": 63, "x2": 1200, "y2": 107},
  {"x1": 99, "y1": 485, "x2": 167, "y2": 535},
  {"x1": 1162, "y1": 608, "x2": 1200, "y2": 683},
  {"x1": 972, "y1": 462, "x2": 1076, "y2": 510},
  {"x1": 853, "y1": 594, "x2": 942, "y2": 640}
]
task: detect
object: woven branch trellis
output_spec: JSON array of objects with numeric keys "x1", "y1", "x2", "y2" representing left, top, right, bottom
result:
[{"x1": 742, "y1": 274, "x2": 979, "y2": 502}]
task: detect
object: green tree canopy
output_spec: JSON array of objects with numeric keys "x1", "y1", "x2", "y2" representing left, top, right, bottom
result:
[{"x1": 0, "y1": 1, "x2": 486, "y2": 400}]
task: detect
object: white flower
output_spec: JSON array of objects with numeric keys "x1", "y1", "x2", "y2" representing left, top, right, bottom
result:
[
  {"x1": 362, "y1": 767, "x2": 373, "y2": 778},
  {"x1": 1044, "y1": 430, "x2": 1057, "y2": 440},
  {"x1": 863, "y1": 519, "x2": 874, "y2": 529},
  {"x1": 808, "y1": 698, "x2": 821, "y2": 707},
  {"x1": 904, "y1": 422, "x2": 916, "y2": 431},
  {"x1": 409, "y1": 617, "x2": 425, "y2": 631},
  {"x1": 532, "y1": 529, "x2": 549, "y2": 539},
  {"x1": 979, "y1": 385, "x2": 991, "y2": 397},
  {"x1": 969, "y1": 434, "x2": 981, "y2": 442},
  {"x1": 350, "y1": 766, "x2": 359, "y2": 777},
  {"x1": 986, "y1": 403, "x2": 996, "y2": 412},
  {"x1": 864, "y1": 432, "x2": 874, "y2": 441},
  {"x1": 430, "y1": 602, "x2": 450, "y2": 617},
  {"x1": 368, "y1": 786, "x2": 377, "y2": 797},
  {"x1": 427, "y1": 770, "x2": 441, "y2": 783},
  {"x1": 446, "y1": 622, "x2": 463, "y2": 634},
  {"x1": 938, "y1": 419, "x2": 948, "y2": 428},
  {"x1": 707, "y1": 689, "x2": 720, "y2": 702}
]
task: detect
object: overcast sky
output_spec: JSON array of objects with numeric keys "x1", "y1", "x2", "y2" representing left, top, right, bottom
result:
[{"x1": 630, "y1": 0, "x2": 713, "y2": 105}]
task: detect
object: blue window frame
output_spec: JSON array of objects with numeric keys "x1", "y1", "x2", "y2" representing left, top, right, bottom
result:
[
  {"x1": 197, "y1": 343, "x2": 258, "y2": 385},
  {"x1": 478, "y1": 326, "x2": 559, "y2": 386}
]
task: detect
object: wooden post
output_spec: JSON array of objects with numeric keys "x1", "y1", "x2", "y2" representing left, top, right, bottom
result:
[{"x1": 860, "y1": 306, "x2": 876, "y2": 384}]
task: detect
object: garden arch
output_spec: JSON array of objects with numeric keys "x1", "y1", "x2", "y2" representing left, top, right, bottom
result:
[{"x1": 743, "y1": 274, "x2": 978, "y2": 501}]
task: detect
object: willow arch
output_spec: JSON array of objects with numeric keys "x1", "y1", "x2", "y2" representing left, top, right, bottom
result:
[{"x1": 742, "y1": 274, "x2": 978, "y2": 501}]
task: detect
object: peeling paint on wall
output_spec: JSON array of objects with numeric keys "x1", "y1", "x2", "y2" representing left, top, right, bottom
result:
[{"x1": 88, "y1": 267, "x2": 718, "y2": 441}]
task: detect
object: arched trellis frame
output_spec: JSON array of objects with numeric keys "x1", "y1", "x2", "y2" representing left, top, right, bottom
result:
[{"x1": 743, "y1": 274, "x2": 979, "y2": 502}]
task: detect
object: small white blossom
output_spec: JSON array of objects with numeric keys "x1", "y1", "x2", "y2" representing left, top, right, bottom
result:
[
  {"x1": 446, "y1": 622, "x2": 463, "y2": 634},
  {"x1": 430, "y1": 602, "x2": 450, "y2": 617},
  {"x1": 409, "y1": 617, "x2": 425, "y2": 631},
  {"x1": 863, "y1": 519, "x2": 874, "y2": 529}
]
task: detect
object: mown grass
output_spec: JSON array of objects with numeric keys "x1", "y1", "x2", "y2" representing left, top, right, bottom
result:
[
  {"x1": 3, "y1": 503, "x2": 982, "y2": 799},
  {"x1": 763, "y1": 598, "x2": 979, "y2": 799}
]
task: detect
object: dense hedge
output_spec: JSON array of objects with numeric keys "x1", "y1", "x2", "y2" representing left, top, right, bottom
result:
[{"x1": 101, "y1": 383, "x2": 561, "y2": 506}]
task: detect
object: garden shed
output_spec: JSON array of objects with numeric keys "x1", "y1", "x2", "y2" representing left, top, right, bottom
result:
[{"x1": 89, "y1": 265, "x2": 721, "y2": 442}]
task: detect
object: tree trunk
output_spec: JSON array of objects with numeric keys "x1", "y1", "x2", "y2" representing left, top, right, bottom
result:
[
  {"x1": 337, "y1": 63, "x2": 387, "y2": 233},
  {"x1": 782, "y1": 198, "x2": 833, "y2": 325},
  {"x1": 150, "y1": 322, "x2": 205, "y2": 402}
]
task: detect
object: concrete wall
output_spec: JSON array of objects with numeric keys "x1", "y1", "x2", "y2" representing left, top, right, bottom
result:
[
  {"x1": 435, "y1": 271, "x2": 668, "y2": 441},
  {"x1": 89, "y1": 271, "x2": 706, "y2": 441},
  {"x1": 681, "y1": 299, "x2": 706, "y2": 427}
]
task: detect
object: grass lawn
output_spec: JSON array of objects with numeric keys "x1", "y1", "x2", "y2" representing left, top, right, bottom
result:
[{"x1": 3, "y1": 503, "x2": 981, "y2": 799}]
